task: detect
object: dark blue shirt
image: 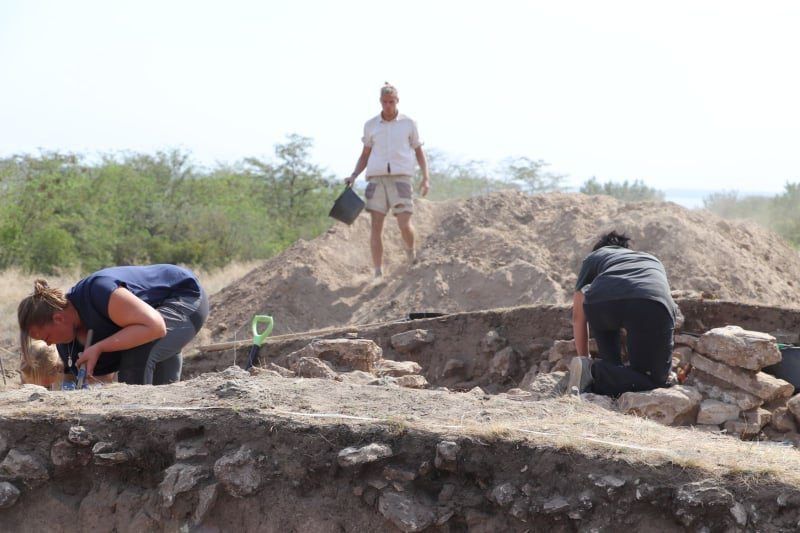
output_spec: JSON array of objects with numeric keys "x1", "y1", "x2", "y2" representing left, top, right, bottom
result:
[
  {"x1": 57, "y1": 264, "x2": 201, "y2": 375},
  {"x1": 575, "y1": 246, "x2": 677, "y2": 321}
]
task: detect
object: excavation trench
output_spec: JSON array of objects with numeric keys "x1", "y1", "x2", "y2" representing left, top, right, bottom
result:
[{"x1": 3, "y1": 298, "x2": 800, "y2": 531}]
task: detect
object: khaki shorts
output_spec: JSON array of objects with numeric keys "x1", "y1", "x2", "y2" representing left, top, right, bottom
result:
[{"x1": 365, "y1": 175, "x2": 414, "y2": 215}]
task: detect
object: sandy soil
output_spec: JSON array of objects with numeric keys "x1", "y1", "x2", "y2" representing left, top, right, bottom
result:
[{"x1": 208, "y1": 191, "x2": 800, "y2": 341}]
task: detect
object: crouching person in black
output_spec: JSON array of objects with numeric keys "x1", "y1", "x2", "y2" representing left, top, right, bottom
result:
[{"x1": 568, "y1": 231, "x2": 678, "y2": 396}]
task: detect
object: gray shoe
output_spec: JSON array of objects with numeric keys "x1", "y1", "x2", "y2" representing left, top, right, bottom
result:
[{"x1": 566, "y1": 356, "x2": 594, "y2": 395}]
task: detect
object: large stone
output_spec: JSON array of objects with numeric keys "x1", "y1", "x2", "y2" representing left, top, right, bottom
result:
[
  {"x1": 68, "y1": 426, "x2": 93, "y2": 447},
  {"x1": 390, "y1": 330, "x2": 434, "y2": 353},
  {"x1": 213, "y1": 447, "x2": 263, "y2": 498},
  {"x1": 434, "y1": 441, "x2": 460, "y2": 472},
  {"x1": 770, "y1": 407, "x2": 797, "y2": 433},
  {"x1": 376, "y1": 360, "x2": 423, "y2": 377},
  {"x1": 618, "y1": 386, "x2": 702, "y2": 426},
  {"x1": 294, "y1": 357, "x2": 338, "y2": 379},
  {"x1": 546, "y1": 339, "x2": 598, "y2": 362},
  {"x1": 724, "y1": 408, "x2": 771, "y2": 438},
  {"x1": 685, "y1": 369, "x2": 763, "y2": 410},
  {"x1": 395, "y1": 375, "x2": 429, "y2": 389},
  {"x1": 784, "y1": 394, "x2": 800, "y2": 420},
  {"x1": 159, "y1": 463, "x2": 207, "y2": 508},
  {"x1": 50, "y1": 439, "x2": 92, "y2": 468},
  {"x1": 696, "y1": 400, "x2": 740, "y2": 425},
  {"x1": 695, "y1": 326, "x2": 781, "y2": 371},
  {"x1": 442, "y1": 359, "x2": 466, "y2": 379},
  {"x1": 0, "y1": 449, "x2": 49, "y2": 486},
  {"x1": 481, "y1": 330, "x2": 508, "y2": 353},
  {"x1": 490, "y1": 482, "x2": 517, "y2": 507},
  {"x1": 193, "y1": 483, "x2": 219, "y2": 526},
  {"x1": 94, "y1": 451, "x2": 133, "y2": 466},
  {"x1": 0, "y1": 482, "x2": 20, "y2": 509},
  {"x1": 691, "y1": 353, "x2": 793, "y2": 401},
  {"x1": 674, "y1": 333, "x2": 700, "y2": 350},
  {"x1": 337, "y1": 443, "x2": 393, "y2": 467},
  {"x1": 378, "y1": 491, "x2": 436, "y2": 532},
  {"x1": 284, "y1": 339, "x2": 382, "y2": 372},
  {"x1": 489, "y1": 347, "x2": 518, "y2": 379}
]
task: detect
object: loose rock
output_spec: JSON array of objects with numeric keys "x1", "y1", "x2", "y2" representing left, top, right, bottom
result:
[
  {"x1": 0, "y1": 449, "x2": 49, "y2": 486},
  {"x1": 193, "y1": 483, "x2": 219, "y2": 526},
  {"x1": 376, "y1": 360, "x2": 423, "y2": 377},
  {"x1": 695, "y1": 326, "x2": 781, "y2": 370},
  {"x1": 67, "y1": 426, "x2": 93, "y2": 446},
  {"x1": 618, "y1": 386, "x2": 702, "y2": 426},
  {"x1": 482, "y1": 330, "x2": 508, "y2": 353},
  {"x1": 294, "y1": 357, "x2": 338, "y2": 379},
  {"x1": 691, "y1": 353, "x2": 793, "y2": 401},
  {"x1": 0, "y1": 482, "x2": 21, "y2": 509},
  {"x1": 283, "y1": 339, "x2": 382, "y2": 372},
  {"x1": 395, "y1": 375, "x2": 429, "y2": 389},
  {"x1": 490, "y1": 482, "x2": 517, "y2": 507},
  {"x1": 686, "y1": 369, "x2": 764, "y2": 410},
  {"x1": 390, "y1": 330, "x2": 434, "y2": 353},
  {"x1": 696, "y1": 399, "x2": 740, "y2": 425},
  {"x1": 159, "y1": 463, "x2": 207, "y2": 508},
  {"x1": 434, "y1": 441, "x2": 460, "y2": 472},
  {"x1": 378, "y1": 491, "x2": 436, "y2": 533},
  {"x1": 337, "y1": 443, "x2": 393, "y2": 467},
  {"x1": 489, "y1": 346, "x2": 518, "y2": 379},
  {"x1": 213, "y1": 447, "x2": 263, "y2": 498}
]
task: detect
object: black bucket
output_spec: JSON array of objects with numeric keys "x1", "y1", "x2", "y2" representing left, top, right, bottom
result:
[
  {"x1": 764, "y1": 346, "x2": 800, "y2": 394},
  {"x1": 329, "y1": 186, "x2": 365, "y2": 225}
]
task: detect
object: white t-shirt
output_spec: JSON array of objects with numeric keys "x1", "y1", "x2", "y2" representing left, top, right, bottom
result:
[{"x1": 362, "y1": 113, "x2": 423, "y2": 178}]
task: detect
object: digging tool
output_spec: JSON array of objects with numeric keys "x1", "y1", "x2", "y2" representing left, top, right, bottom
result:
[
  {"x1": 245, "y1": 315, "x2": 274, "y2": 370},
  {"x1": 75, "y1": 329, "x2": 94, "y2": 390}
]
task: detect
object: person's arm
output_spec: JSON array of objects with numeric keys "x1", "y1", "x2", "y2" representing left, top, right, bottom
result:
[
  {"x1": 572, "y1": 291, "x2": 590, "y2": 356},
  {"x1": 415, "y1": 146, "x2": 430, "y2": 197},
  {"x1": 76, "y1": 287, "x2": 167, "y2": 376},
  {"x1": 345, "y1": 146, "x2": 372, "y2": 187}
]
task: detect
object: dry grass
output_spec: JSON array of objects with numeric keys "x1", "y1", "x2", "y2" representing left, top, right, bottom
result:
[{"x1": 441, "y1": 397, "x2": 800, "y2": 487}]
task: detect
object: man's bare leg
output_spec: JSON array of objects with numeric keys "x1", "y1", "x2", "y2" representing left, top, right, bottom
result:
[
  {"x1": 370, "y1": 210, "x2": 386, "y2": 276},
  {"x1": 396, "y1": 211, "x2": 416, "y2": 263}
]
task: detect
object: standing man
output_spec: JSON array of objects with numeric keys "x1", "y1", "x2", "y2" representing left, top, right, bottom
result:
[
  {"x1": 345, "y1": 83, "x2": 430, "y2": 278},
  {"x1": 568, "y1": 231, "x2": 678, "y2": 396}
]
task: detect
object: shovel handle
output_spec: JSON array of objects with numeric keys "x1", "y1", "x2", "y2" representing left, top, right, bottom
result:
[{"x1": 251, "y1": 315, "x2": 274, "y2": 347}]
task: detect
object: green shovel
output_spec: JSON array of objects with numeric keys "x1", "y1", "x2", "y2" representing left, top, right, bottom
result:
[{"x1": 245, "y1": 315, "x2": 274, "y2": 370}]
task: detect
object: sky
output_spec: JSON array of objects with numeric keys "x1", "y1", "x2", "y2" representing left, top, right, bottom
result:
[{"x1": 1, "y1": 1, "x2": 799, "y2": 198}]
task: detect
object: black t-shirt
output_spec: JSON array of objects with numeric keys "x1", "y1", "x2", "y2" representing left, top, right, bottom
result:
[
  {"x1": 57, "y1": 264, "x2": 201, "y2": 375},
  {"x1": 575, "y1": 246, "x2": 677, "y2": 321}
]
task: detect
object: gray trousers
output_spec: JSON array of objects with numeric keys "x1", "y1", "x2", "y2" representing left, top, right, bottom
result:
[{"x1": 117, "y1": 289, "x2": 209, "y2": 385}]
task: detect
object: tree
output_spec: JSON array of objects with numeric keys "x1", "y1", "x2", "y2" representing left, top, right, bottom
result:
[
  {"x1": 580, "y1": 177, "x2": 665, "y2": 202},
  {"x1": 503, "y1": 157, "x2": 566, "y2": 193}
]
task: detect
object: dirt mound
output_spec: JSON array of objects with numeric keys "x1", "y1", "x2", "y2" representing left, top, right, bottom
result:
[{"x1": 208, "y1": 191, "x2": 800, "y2": 340}]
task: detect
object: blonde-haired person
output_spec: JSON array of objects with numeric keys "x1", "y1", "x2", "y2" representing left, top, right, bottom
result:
[
  {"x1": 18, "y1": 264, "x2": 208, "y2": 385},
  {"x1": 345, "y1": 83, "x2": 430, "y2": 277},
  {"x1": 20, "y1": 340, "x2": 115, "y2": 388},
  {"x1": 20, "y1": 339, "x2": 64, "y2": 388}
]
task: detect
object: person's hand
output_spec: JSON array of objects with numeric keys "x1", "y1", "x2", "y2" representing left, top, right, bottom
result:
[
  {"x1": 419, "y1": 178, "x2": 430, "y2": 197},
  {"x1": 344, "y1": 175, "x2": 357, "y2": 187},
  {"x1": 76, "y1": 344, "x2": 103, "y2": 377}
]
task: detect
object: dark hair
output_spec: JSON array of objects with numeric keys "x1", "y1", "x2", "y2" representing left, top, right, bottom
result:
[{"x1": 592, "y1": 230, "x2": 631, "y2": 251}]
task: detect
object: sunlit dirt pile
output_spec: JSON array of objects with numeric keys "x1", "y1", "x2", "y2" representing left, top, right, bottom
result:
[{"x1": 207, "y1": 191, "x2": 800, "y2": 341}]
